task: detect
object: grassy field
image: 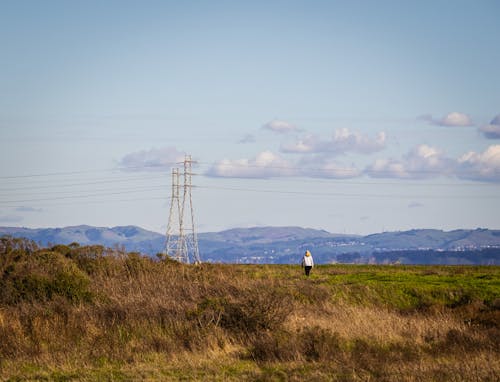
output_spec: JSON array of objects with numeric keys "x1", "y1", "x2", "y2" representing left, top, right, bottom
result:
[{"x1": 1, "y1": 237, "x2": 499, "y2": 381}]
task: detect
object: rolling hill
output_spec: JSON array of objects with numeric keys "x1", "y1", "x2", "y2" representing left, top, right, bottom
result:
[{"x1": 1, "y1": 225, "x2": 499, "y2": 264}]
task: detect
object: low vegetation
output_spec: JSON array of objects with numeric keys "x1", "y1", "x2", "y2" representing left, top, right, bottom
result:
[{"x1": 1, "y1": 236, "x2": 499, "y2": 381}]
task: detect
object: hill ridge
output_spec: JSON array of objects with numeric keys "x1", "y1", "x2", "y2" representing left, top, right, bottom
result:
[{"x1": 1, "y1": 225, "x2": 499, "y2": 264}]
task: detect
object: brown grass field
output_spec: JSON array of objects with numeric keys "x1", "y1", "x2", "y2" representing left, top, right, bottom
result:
[{"x1": 0, "y1": 237, "x2": 499, "y2": 381}]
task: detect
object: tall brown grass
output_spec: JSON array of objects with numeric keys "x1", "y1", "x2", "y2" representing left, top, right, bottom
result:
[{"x1": 0, "y1": 237, "x2": 498, "y2": 381}]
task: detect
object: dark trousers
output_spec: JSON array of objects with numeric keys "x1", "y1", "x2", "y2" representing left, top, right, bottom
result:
[{"x1": 304, "y1": 266, "x2": 312, "y2": 276}]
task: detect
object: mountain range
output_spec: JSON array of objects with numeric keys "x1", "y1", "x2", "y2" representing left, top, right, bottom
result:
[{"x1": 1, "y1": 225, "x2": 499, "y2": 265}]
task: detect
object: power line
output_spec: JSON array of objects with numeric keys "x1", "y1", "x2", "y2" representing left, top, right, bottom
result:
[
  {"x1": 197, "y1": 161, "x2": 500, "y2": 176},
  {"x1": 2, "y1": 183, "x2": 497, "y2": 207},
  {"x1": 0, "y1": 169, "x2": 116, "y2": 180},
  {"x1": 0, "y1": 180, "x2": 496, "y2": 203},
  {"x1": 0, "y1": 196, "x2": 168, "y2": 209},
  {"x1": 0, "y1": 163, "x2": 179, "y2": 180},
  {"x1": 195, "y1": 185, "x2": 500, "y2": 200},
  {"x1": 1, "y1": 163, "x2": 499, "y2": 209},
  {"x1": 1, "y1": 180, "x2": 497, "y2": 210},
  {"x1": 3, "y1": 160, "x2": 500, "y2": 181},
  {"x1": 199, "y1": 176, "x2": 500, "y2": 188},
  {"x1": 0, "y1": 185, "x2": 164, "y2": 196},
  {"x1": 0, "y1": 187, "x2": 168, "y2": 204},
  {"x1": 2, "y1": 168, "x2": 498, "y2": 193},
  {"x1": 3, "y1": 195, "x2": 167, "y2": 208},
  {"x1": 0, "y1": 174, "x2": 166, "y2": 192}
]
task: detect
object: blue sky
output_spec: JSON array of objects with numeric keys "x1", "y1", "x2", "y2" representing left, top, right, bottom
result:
[{"x1": 1, "y1": 0, "x2": 499, "y2": 235}]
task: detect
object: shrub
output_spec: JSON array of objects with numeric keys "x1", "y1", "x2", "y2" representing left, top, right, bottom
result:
[
  {"x1": 0, "y1": 236, "x2": 38, "y2": 255},
  {"x1": 220, "y1": 285, "x2": 293, "y2": 335},
  {"x1": 249, "y1": 326, "x2": 341, "y2": 362},
  {"x1": 64, "y1": 245, "x2": 107, "y2": 275},
  {"x1": 299, "y1": 326, "x2": 341, "y2": 361},
  {"x1": 0, "y1": 249, "x2": 93, "y2": 304},
  {"x1": 188, "y1": 297, "x2": 226, "y2": 329},
  {"x1": 249, "y1": 330, "x2": 298, "y2": 362}
]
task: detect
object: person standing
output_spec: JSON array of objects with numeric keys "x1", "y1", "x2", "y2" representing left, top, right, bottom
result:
[{"x1": 301, "y1": 250, "x2": 314, "y2": 276}]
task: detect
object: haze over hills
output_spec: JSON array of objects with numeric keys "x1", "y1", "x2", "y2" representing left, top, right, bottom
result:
[{"x1": 1, "y1": 225, "x2": 499, "y2": 265}]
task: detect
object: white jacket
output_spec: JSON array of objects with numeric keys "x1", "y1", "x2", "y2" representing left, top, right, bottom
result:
[{"x1": 302, "y1": 255, "x2": 314, "y2": 267}]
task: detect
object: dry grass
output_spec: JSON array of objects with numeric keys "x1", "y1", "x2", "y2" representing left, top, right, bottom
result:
[
  {"x1": 289, "y1": 302, "x2": 467, "y2": 344},
  {"x1": 0, "y1": 238, "x2": 499, "y2": 381}
]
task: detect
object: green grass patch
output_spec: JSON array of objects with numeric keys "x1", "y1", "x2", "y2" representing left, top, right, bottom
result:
[{"x1": 315, "y1": 264, "x2": 500, "y2": 311}]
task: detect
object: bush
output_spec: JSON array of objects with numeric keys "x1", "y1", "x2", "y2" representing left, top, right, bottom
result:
[
  {"x1": 0, "y1": 249, "x2": 93, "y2": 304},
  {"x1": 300, "y1": 326, "x2": 341, "y2": 361},
  {"x1": 249, "y1": 326, "x2": 341, "y2": 362},
  {"x1": 249, "y1": 330, "x2": 298, "y2": 362},
  {"x1": 220, "y1": 285, "x2": 293, "y2": 335}
]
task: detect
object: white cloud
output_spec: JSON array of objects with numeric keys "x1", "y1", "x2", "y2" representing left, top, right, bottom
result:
[
  {"x1": 366, "y1": 144, "x2": 454, "y2": 179},
  {"x1": 298, "y1": 155, "x2": 361, "y2": 178},
  {"x1": 281, "y1": 128, "x2": 386, "y2": 155},
  {"x1": 366, "y1": 144, "x2": 500, "y2": 182},
  {"x1": 205, "y1": 151, "x2": 361, "y2": 179},
  {"x1": 457, "y1": 145, "x2": 500, "y2": 181},
  {"x1": 262, "y1": 120, "x2": 299, "y2": 134},
  {"x1": 205, "y1": 151, "x2": 297, "y2": 178},
  {"x1": 478, "y1": 114, "x2": 500, "y2": 139},
  {"x1": 420, "y1": 112, "x2": 474, "y2": 127},
  {"x1": 366, "y1": 158, "x2": 409, "y2": 178},
  {"x1": 439, "y1": 112, "x2": 473, "y2": 126},
  {"x1": 206, "y1": 144, "x2": 500, "y2": 182},
  {"x1": 280, "y1": 134, "x2": 319, "y2": 153},
  {"x1": 119, "y1": 147, "x2": 186, "y2": 171},
  {"x1": 238, "y1": 134, "x2": 256, "y2": 144}
]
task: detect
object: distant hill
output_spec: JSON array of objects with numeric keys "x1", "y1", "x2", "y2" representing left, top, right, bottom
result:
[
  {"x1": 1, "y1": 225, "x2": 499, "y2": 265},
  {"x1": 363, "y1": 229, "x2": 500, "y2": 250},
  {"x1": 0, "y1": 225, "x2": 165, "y2": 255},
  {"x1": 199, "y1": 226, "x2": 337, "y2": 245}
]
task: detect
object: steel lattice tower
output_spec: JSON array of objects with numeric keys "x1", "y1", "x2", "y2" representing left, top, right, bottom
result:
[{"x1": 164, "y1": 155, "x2": 201, "y2": 264}]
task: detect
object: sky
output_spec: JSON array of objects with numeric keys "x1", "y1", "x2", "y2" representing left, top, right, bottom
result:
[{"x1": 1, "y1": 0, "x2": 500, "y2": 235}]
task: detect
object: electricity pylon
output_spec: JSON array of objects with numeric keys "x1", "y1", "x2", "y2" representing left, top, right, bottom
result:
[
  {"x1": 164, "y1": 155, "x2": 201, "y2": 264},
  {"x1": 164, "y1": 168, "x2": 185, "y2": 262}
]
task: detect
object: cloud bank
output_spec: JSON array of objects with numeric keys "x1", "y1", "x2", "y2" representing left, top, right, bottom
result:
[
  {"x1": 478, "y1": 114, "x2": 500, "y2": 139},
  {"x1": 205, "y1": 151, "x2": 361, "y2": 179},
  {"x1": 457, "y1": 145, "x2": 500, "y2": 182},
  {"x1": 262, "y1": 120, "x2": 299, "y2": 134},
  {"x1": 366, "y1": 144, "x2": 454, "y2": 179},
  {"x1": 206, "y1": 151, "x2": 296, "y2": 178},
  {"x1": 205, "y1": 144, "x2": 500, "y2": 182},
  {"x1": 281, "y1": 128, "x2": 386, "y2": 155},
  {"x1": 119, "y1": 147, "x2": 185, "y2": 171},
  {"x1": 298, "y1": 155, "x2": 362, "y2": 178},
  {"x1": 238, "y1": 134, "x2": 256, "y2": 144},
  {"x1": 420, "y1": 112, "x2": 474, "y2": 127}
]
